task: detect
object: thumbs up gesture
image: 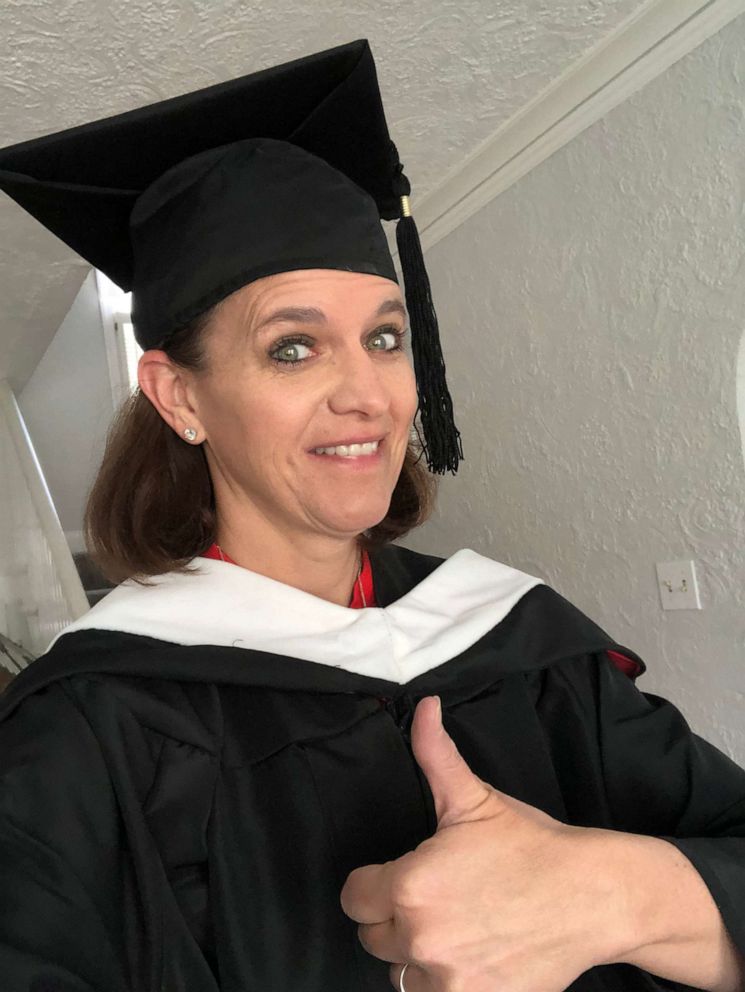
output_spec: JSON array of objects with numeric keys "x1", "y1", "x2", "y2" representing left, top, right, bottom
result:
[{"x1": 340, "y1": 696, "x2": 624, "y2": 992}]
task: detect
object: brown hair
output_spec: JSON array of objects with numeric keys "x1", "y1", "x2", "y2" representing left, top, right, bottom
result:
[{"x1": 84, "y1": 307, "x2": 437, "y2": 584}]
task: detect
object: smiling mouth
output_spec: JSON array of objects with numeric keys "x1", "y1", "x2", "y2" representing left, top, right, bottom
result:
[{"x1": 311, "y1": 439, "x2": 382, "y2": 458}]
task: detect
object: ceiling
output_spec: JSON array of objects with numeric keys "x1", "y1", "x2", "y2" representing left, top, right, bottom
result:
[{"x1": 1, "y1": 0, "x2": 649, "y2": 391}]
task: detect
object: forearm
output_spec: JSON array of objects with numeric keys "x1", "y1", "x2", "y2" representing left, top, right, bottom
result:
[{"x1": 586, "y1": 828, "x2": 745, "y2": 992}]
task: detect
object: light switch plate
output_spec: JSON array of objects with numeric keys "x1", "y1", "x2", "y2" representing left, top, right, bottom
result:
[{"x1": 655, "y1": 560, "x2": 702, "y2": 610}]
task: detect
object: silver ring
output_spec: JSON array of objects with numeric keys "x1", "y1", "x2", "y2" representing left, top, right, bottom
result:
[{"x1": 399, "y1": 962, "x2": 410, "y2": 992}]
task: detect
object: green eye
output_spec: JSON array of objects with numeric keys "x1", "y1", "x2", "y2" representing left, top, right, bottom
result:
[
  {"x1": 368, "y1": 329, "x2": 403, "y2": 351},
  {"x1": 271, "y1": 339, "x2": 313, "y2": 364}
]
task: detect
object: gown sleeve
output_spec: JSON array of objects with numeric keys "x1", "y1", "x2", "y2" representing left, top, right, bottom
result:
[
  {"x1": 594, "y1": 651, "x2": 745, "y2": 961},
  {"x1": 0, "y1": 681, "x2": 130, "y2": 992}
]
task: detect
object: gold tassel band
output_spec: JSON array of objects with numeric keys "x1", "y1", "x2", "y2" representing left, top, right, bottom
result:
[{"x1": 400, "y1": 194, "x2": 411, "y2": 218}]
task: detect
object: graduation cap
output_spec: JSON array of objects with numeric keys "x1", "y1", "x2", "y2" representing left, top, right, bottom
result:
[{"x1": 0, "y1": 39, "x2": 462, "y2": 474}]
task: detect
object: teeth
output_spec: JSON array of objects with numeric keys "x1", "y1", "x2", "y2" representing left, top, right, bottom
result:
[{"x1": 313, "y1": 440, "x2": 380, "y2": 457}]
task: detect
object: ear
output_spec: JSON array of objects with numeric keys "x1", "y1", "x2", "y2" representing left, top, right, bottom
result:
[{"x1": 138, "y1": 350, "x2": 206, "y2": 443}]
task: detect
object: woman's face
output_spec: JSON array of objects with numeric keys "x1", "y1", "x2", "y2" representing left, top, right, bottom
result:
[{"x1": 188, "y1": 268, "x2": 418, "y2": 543}]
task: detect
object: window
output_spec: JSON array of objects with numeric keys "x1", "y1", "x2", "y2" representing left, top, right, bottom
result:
[
  {"x1": 95, "y1": 270, "x2": 140, "y2": 404},
  {"x1": 114, "y1": 312, "x2": 142, "y2": 393}
]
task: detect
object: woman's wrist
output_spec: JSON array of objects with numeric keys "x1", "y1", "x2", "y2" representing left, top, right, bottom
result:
[
  {"x1": 562, "y1": 826, "x2": 644, "y2": 970},
  {"x1": 572, "y1": 826, "x2": 744, "y2": 992}
]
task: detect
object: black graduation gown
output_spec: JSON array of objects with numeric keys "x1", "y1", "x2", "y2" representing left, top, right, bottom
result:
[{"x1": 0, "y1": 543, "x2": 743, "y2": 992}]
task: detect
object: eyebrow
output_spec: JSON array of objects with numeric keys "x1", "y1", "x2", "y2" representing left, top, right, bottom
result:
[{"x1": 253, "y1": 298, "x2": 407, "y2": 334}]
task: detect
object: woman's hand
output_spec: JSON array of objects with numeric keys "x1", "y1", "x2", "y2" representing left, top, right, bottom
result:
[{"x1": 339, "y1": 696, "x2": 628, "y2": 992}]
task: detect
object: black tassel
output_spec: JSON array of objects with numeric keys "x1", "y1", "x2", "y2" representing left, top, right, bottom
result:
[{"x1": 395, "y1": 197, "x2": 463, "y2": 475}]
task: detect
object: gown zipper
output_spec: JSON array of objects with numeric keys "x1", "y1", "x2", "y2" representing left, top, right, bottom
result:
[
  {"x1": 376, "y1": 693, "x2": 437, "y2": 833},
  {"x1": 377, "y1": 693, "x2": 414, "y2": 742}
]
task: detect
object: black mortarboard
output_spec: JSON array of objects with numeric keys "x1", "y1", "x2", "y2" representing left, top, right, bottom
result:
[{"x1": 0, "y1": 39, "x2": 462, "y2": 473}]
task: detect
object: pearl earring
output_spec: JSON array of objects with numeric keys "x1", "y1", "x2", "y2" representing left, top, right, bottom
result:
[{"x1": 183, "y1": 427, "x2": 198, "y2": 442}]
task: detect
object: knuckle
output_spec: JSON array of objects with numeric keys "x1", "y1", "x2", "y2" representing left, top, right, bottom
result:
[
  {"x1": 390, "y1": 861, "x2": 426, "y2": 909},
  {"x1": 405, "y1": 930, "x2": 435, "y2": 965}
]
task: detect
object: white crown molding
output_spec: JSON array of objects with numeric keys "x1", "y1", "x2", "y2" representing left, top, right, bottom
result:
[{"x1": 408, "y1": 0, "x2": 745, "y2": 253}]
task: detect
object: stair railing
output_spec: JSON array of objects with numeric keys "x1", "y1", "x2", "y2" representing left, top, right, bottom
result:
[{"x1": 0, "y1": 379, "x2": 89, "y2": 662}]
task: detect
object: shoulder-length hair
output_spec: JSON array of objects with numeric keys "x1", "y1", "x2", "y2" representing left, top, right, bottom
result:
[{"x1": 84, "y1": 307, "x2": 437, "y2": 584}]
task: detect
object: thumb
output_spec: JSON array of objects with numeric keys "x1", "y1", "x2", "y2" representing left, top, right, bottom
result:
[{"x1": 410, "y1": 696, "x2": 495, "y2": 828}]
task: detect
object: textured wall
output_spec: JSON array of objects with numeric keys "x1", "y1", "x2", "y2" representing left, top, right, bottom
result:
[
  {"x1": 403, "y1": 16, "x2": 745, "y2": 763},
  {"x1": 18, "y1": 271, "x2": 114, "y2": 536},
  {"x1": 1, "y1": 0, "x2": 645, "y2": 389},
  {"x1": 1, "y1": 0, "x2": 645, "y2": 190}
]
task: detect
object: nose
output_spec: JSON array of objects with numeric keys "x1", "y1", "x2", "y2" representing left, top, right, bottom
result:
[{"x1": 326, "y1": 344, "x2": 392, "y2": 418}]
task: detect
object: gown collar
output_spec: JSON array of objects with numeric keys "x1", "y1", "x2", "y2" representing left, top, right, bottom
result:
[
  {"x1": 199, "y1": 543, "x2": 376, "y2": 609},
  {"x1": 46, "y1": 547, "x2": 543, "y2": 684}
]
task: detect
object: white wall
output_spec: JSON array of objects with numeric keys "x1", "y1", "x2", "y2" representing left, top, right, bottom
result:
[
  {"x1": 403, "y1": 17, "x2": 745, "y2": 763},
  {"x1": 19, "y1": 270, "x2": 114, "y2": 551}
]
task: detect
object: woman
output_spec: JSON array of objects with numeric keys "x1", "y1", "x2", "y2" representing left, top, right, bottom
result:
[{"x1": 0, "y1": 40, "x2": 744, "y2": 992}]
